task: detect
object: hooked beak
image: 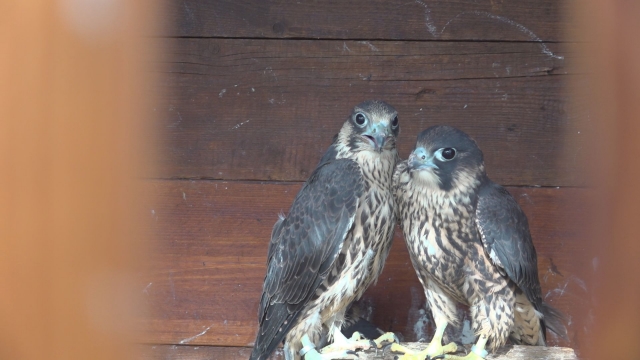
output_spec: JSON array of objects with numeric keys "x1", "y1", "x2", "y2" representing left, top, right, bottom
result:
[
  {"x1": 362, "y1": 123, "x2": 389, "y2": 151},
  {"x1": 408, "y1": 148, "x2": 438, "y2": 170}
]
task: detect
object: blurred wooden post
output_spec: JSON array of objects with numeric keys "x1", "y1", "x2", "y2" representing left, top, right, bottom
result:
[
  {"x1": 0, "y1": 1, "x2": 157, "y2": 359},
  {"x1": 571, "y1": 0, "x2": 640, "y2": 358}
]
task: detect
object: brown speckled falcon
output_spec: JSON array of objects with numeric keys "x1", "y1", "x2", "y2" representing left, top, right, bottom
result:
[
  {"x1": 391, "y1": 126, "x2": 567, "y2": 360},
  {"x1": 250, "y1": 101, "x2": 400, "y2": 360}
]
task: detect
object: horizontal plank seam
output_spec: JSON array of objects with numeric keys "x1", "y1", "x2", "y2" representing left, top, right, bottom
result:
[
  {"x1": 150, "y1": 35, "x2": 576, "y2": 44},
  {"x1": 144, "y1": 178, "x2": 587, "y2": 189},
  {"x1": 155, "y1": 69, "x2": 571, "y2": 80}
]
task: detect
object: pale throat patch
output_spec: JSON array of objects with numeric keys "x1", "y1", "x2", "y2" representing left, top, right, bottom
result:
[{"x1": 413, "y1": 168, "x2": 441, "y2": 189}]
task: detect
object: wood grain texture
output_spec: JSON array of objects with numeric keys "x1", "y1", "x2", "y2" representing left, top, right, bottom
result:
[
  {"x1": 161, "y1": 0, "x2": 573, "y2": 42},
  {"x1": 140, "y1": 180, "x2": 590, "y2": 349},
  {"x1": 139, "y1": 345, "x2": 280, "y2": 360},
  {"x1": 154, "y1": 38, "x2": 584, "y2": 186},
  {"x1": 140, "y1": 344, "x2": 576, "y2": 360}
]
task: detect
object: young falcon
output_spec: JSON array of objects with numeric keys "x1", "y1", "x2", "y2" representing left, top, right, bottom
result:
[
  {"x1": 250, "y1": 100, "x2": 400, "y2": 360},
  {"x1": 391, "y1": 126, "x2": 567, "y2": 360}
]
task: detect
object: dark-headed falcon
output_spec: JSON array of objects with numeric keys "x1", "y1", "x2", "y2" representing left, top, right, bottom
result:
[
  {"x1": 250, "y1": 101, "x2": 400, "y2": 360},
  {"x1": 391, "y1": 126, "x2": 567, "y2": 359}
]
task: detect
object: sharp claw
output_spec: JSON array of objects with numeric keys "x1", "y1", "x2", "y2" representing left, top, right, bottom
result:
[{"x1": 369, "y1": 340, "x2": 377, "y2": 348}]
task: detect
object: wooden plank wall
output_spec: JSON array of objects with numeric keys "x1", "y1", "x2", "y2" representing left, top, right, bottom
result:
[{"x1": 144, "y1": 1, "x2": 590, "y2": 358}]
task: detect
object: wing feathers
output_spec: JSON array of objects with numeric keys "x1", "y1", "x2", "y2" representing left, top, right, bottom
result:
[
  {"x1": 250, "y1": 159, "x2": 364, "y2": 360},
  {"x1": 475, "y1": 181, "x2": 543, "y2": 309}
]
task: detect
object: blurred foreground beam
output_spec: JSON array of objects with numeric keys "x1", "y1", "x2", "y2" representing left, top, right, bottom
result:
[
  {"x1": 0, "y1": 1, "x2": 158, "y2": 359},
  {"x1": 570, "y1": 0, "x2": 640, "y2": 359}
]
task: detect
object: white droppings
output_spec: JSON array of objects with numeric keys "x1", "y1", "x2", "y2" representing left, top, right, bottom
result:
[
  {"x1": 342, "y1": 42, "x2": 352, "y2": 53},
  {"x1": 182, "y1": 192, "x2": 187, "y2": 201},
  {"x1": 461, "y1": 319, "x2": 475, "y2": 344},
  {"x1": 179, "y1": 325, "x2": 213, "y2": 344},
  {"x1": 463, "y1": 104, "x2": 468, "y2": 109},
  {"x1": 251, "y1": 88, "x2": 255, "y2": 92},
  {"x1": 230, "y1": 119, "x2": 251, "y2": 130},
  {"x1": 413, "y1": 308, "x2": 429, "y2": 341},
  {"x1": 358, "y1": 41, "x2": 379, "y2": 52},
  {"x1": 413, "y1": 6, "x2": 563, "y2": 59},
  {"x1": 264, "y1": 67, "x2": 278, "y2": 81},
  {"x1": 150, "y1": 210, "x2": 155, "y2": 215},
  {"x1": 442, "y1": 11, "x2": 563, "y2": 59},
  {"x1": 218, "y1": 89, "x2": 226, "y2": 97},
  {"x1": 415, "y1": 0, "x2": 438, "y2": 37}
]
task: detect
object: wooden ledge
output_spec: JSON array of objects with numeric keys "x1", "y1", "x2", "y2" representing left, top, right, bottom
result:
[
  {"x1": 141, "y1": 343, "x2": 577, "y2": 359},
  {"x1": 354, "y1": 343, "x2": 578, "y2": 360}
]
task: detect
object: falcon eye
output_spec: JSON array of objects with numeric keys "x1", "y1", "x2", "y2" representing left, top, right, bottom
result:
[
  {"x1": 441, "y1": 148, "x2": 456, "y2": 160},
  {"x1": 354, "y1": 112, "x2": 367, "y2": 126},
  {"x1": 435, "y1": 147, "x2": 456, "y2": 161},
  {"x1": 391, "y1": 116, "x2": 399, "y2": 128}
]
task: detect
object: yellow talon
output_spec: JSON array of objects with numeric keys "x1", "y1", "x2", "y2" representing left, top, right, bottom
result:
[
  {"x1": 390, "y1": 341, "x2": 458, "y2": 360},
  {"x1": 371, "y1": 332, "x2": 398, "y2": 348}
]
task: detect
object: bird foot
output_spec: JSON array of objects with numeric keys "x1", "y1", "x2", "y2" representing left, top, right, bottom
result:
[
  {"x1": 301, "y1": 334, "x2": 359, "y2": 360},
  {"x1": 370, "y1": 331, "x2": 400, "y2": 348},
  {"x1": 320, "y1": 331, "x2": 373, "y2": 354},
  {"x1": 443, "y1": 345, "x2": 487, "y2": 360},
  {"x1": 389, "y1": 341, "x2": 458, "y2": 360}
]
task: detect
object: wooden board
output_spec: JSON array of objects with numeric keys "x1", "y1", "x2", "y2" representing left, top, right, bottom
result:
[
  {"x1": 153, "y1": 38, "x2": 584, "y2": 186},
  {"x1": 139, "y1": 345, "x2": 279, "y2": 360},
  {"x1": 161, "y1": 0, "x2": 573, "y2": 42},
  {"x1": 140, "y1": 180, "x2": 590, "y2": 349},
  {"x1": 140, "y1": 344, "x2": 576, "y2": 360}
]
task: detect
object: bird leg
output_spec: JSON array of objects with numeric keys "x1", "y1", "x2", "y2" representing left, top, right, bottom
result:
[
  {"x1": 443, "y1": 335, "x2": 488, "y2": 360},
  {"x1": 390, "y1": 321, "x2": 458, "y2": 360}
]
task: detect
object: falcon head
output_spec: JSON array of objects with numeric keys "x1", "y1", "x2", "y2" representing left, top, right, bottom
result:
[
  {"x1": 339, "y1": 100, "x2": 400, "y2": 154},
  {"x1": 407, "y1": 125, "x2": 485, "y2": 192}
]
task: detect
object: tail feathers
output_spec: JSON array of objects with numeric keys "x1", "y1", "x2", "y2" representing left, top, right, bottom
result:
[
  {"x1": 541, "y1": 301, "x2": 569, "y2": 341},
  {"x1": 249, "y1": 339, "x2": 279, "y2": 360},
  {"x1": 249, "y1": 335, "x2": 271, "y2": 360}
]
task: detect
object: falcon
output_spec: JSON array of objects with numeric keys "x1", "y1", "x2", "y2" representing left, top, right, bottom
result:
[
  {"x1": 250, "y1": 100, "x2": 400, "y2": 360},
  {"x1": 391, "y1": 126, "x2": 567, "y2": 359}
]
